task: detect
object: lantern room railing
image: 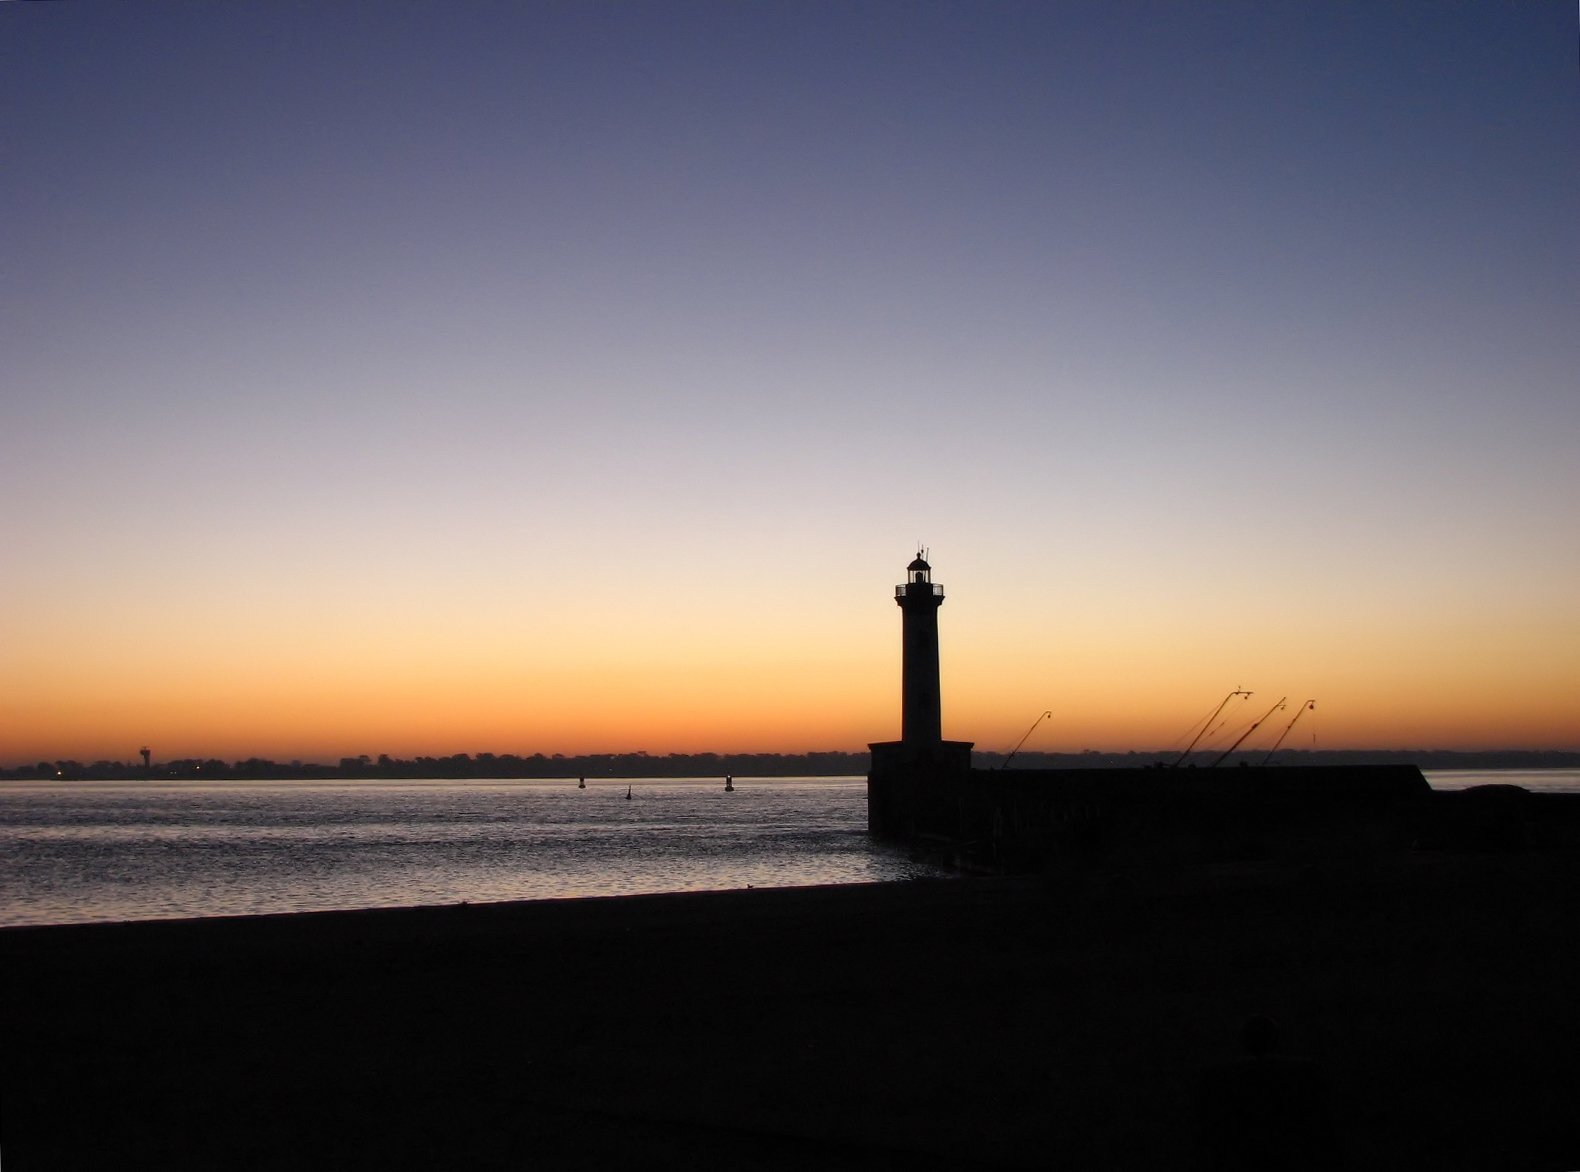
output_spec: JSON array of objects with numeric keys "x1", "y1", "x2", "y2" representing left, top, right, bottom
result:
[{"x1": 895, "y1": 583, "x2": 945, "y2": 598}]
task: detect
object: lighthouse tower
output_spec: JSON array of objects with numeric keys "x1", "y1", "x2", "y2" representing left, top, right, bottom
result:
[
  {"x1": 868, "y1": 551, "x2": 973, "y2": 840},
  {"x1": 896, "y1": 552, "x2": 944, "y2": 745}
]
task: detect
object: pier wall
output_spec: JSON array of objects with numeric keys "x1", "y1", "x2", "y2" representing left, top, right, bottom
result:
[{"x1": 868, "y1": 760, "x2": 1580, "y2": 871}]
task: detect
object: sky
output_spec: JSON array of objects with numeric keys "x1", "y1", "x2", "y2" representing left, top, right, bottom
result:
[{"x1": 3, "y1": 1, "x2": 1577, "y2": 764}]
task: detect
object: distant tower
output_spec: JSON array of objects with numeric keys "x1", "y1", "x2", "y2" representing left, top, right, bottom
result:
[
  {"x1": 895, "y1": 551, "x2": 944, "y2": 745},
  {"x1": 140, "y1": 746, "x2": 151, "y2": 770}
]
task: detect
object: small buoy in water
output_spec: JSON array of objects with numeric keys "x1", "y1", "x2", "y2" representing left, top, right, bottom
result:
[
  {"x1": 724, "y1": 774, "x2": 734, "y2": 792},
  {"x1": 578, "y1": 776, "x2": 585, "y2": 789},
  {"x1": 625, "y1": 785, "x2": 632, "y2": 800}
]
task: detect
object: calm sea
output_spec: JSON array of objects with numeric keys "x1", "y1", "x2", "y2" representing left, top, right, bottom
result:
[
  {"x1": 0, "y1": 777, "x2": 947, "y2": 928},
  {"x1": 2, "y1": 769, "x2": 1574, "y2": 928}
]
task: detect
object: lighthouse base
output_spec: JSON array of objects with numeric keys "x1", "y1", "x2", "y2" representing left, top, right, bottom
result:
[{"x1": 867, "y1": 740, "x2": 974, "y2": 843}]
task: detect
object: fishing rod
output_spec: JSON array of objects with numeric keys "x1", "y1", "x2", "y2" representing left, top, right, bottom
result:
[
  {"x1": 1000, "y1": 710, "x2": 1052, "y2": 770},
  {"x1": 1172, "y1": 689, "x2": 1252, "y2": 767},
  {"x1": 1209, "y1": 696, "x2": 1286, "y2": 767},
  {"x1": 1261, "y1": 700, "x2": 1315, "y2": 764}
]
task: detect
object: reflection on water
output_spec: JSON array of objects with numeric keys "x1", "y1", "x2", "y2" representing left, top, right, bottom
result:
[{"x1": 0, "y1": 778, "x2": 946, "y2": 927}]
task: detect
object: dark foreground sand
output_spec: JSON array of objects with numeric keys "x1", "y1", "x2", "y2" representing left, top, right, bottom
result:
[{"x1": 4, "y1": 852, "x2": 1578, "y2": 1170}]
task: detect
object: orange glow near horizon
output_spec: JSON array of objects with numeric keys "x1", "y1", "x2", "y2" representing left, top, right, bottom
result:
[
  {"x1": 4, "y1": 512, "x2": 1577, "y2": 765},
  {"x1": 5, "y1": 574, "x2": 1576, "y2": 765}
]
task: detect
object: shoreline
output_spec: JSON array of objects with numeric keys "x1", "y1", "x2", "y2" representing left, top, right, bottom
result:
[{"x1": 5, "y1": 855, "x2": 1579, "y2": 1169}]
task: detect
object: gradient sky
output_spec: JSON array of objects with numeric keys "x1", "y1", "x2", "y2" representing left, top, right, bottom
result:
[{"x1": 4, "y1": 2, "x2": 1577, "y2": 764}]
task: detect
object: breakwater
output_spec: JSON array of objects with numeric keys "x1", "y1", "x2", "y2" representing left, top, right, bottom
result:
[{"x1": 869, "y1": 752, "x2": 1580, "y2": 872}]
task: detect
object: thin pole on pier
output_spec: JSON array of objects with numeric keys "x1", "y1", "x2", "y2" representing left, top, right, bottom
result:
[
  {"x1": 1000, "y1": 710, "x2": 1052, "y2": 770},
  {"x1": 1262, "y1": 700, "x2": 1316, "y2": 764},
  {"x1": 1209, "y1": 696, "x2": 1286, "y2": 767},
  {"x1": 1173, "y1": 690, "x2": 1252, "y2": 767}
]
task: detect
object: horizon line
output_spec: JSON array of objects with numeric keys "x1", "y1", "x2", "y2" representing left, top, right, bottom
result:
[{"x1": 8, "y1": 745, "x2": 1580, "y2": 772}]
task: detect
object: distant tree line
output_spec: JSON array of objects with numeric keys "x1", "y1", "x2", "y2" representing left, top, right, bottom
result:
[
  {"x1": 4, "y1": 747, "x2": 1577, "y2": 781},
  {"x1": 3, "y1": 750, "x2": 870, "y2": 781}
]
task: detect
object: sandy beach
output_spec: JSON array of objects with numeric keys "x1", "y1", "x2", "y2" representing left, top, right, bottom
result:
[{"x1": 4, "y1": 850, "x2": 1578, "y2": 1170}]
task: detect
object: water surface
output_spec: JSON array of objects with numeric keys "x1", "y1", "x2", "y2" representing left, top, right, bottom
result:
[
  {"x1": 4, "y1": 769, "x2": 1574, "y2": 928},
  {"x1": 0, "y1": 777, "x2": 942, "y2": 927}
]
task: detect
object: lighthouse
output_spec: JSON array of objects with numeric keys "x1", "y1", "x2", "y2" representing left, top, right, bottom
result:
[
  {"x1": 896, "y1": 552, "x2": 944, "y2": 745},
  {"x1": 868, "y1": 551, "x2": 973, "y2": 839}
]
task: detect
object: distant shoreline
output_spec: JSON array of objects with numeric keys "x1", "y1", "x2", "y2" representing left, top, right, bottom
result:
[{"x1": 5, "y1": 747, "x2": 1578, "y2": 781}]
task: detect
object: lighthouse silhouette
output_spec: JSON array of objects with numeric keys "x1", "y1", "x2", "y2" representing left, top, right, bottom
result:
[
  {"x1": 868, "y1": 550, "x2": 974, "y2": 839},
  {"x1": 896, "y1": 551, "x2": 944, "y2": 745}
]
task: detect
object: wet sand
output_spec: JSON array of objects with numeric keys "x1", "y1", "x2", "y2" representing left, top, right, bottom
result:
[{"x1": 4, "y1": 852, "x2": 1578, "y2": 1170}]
